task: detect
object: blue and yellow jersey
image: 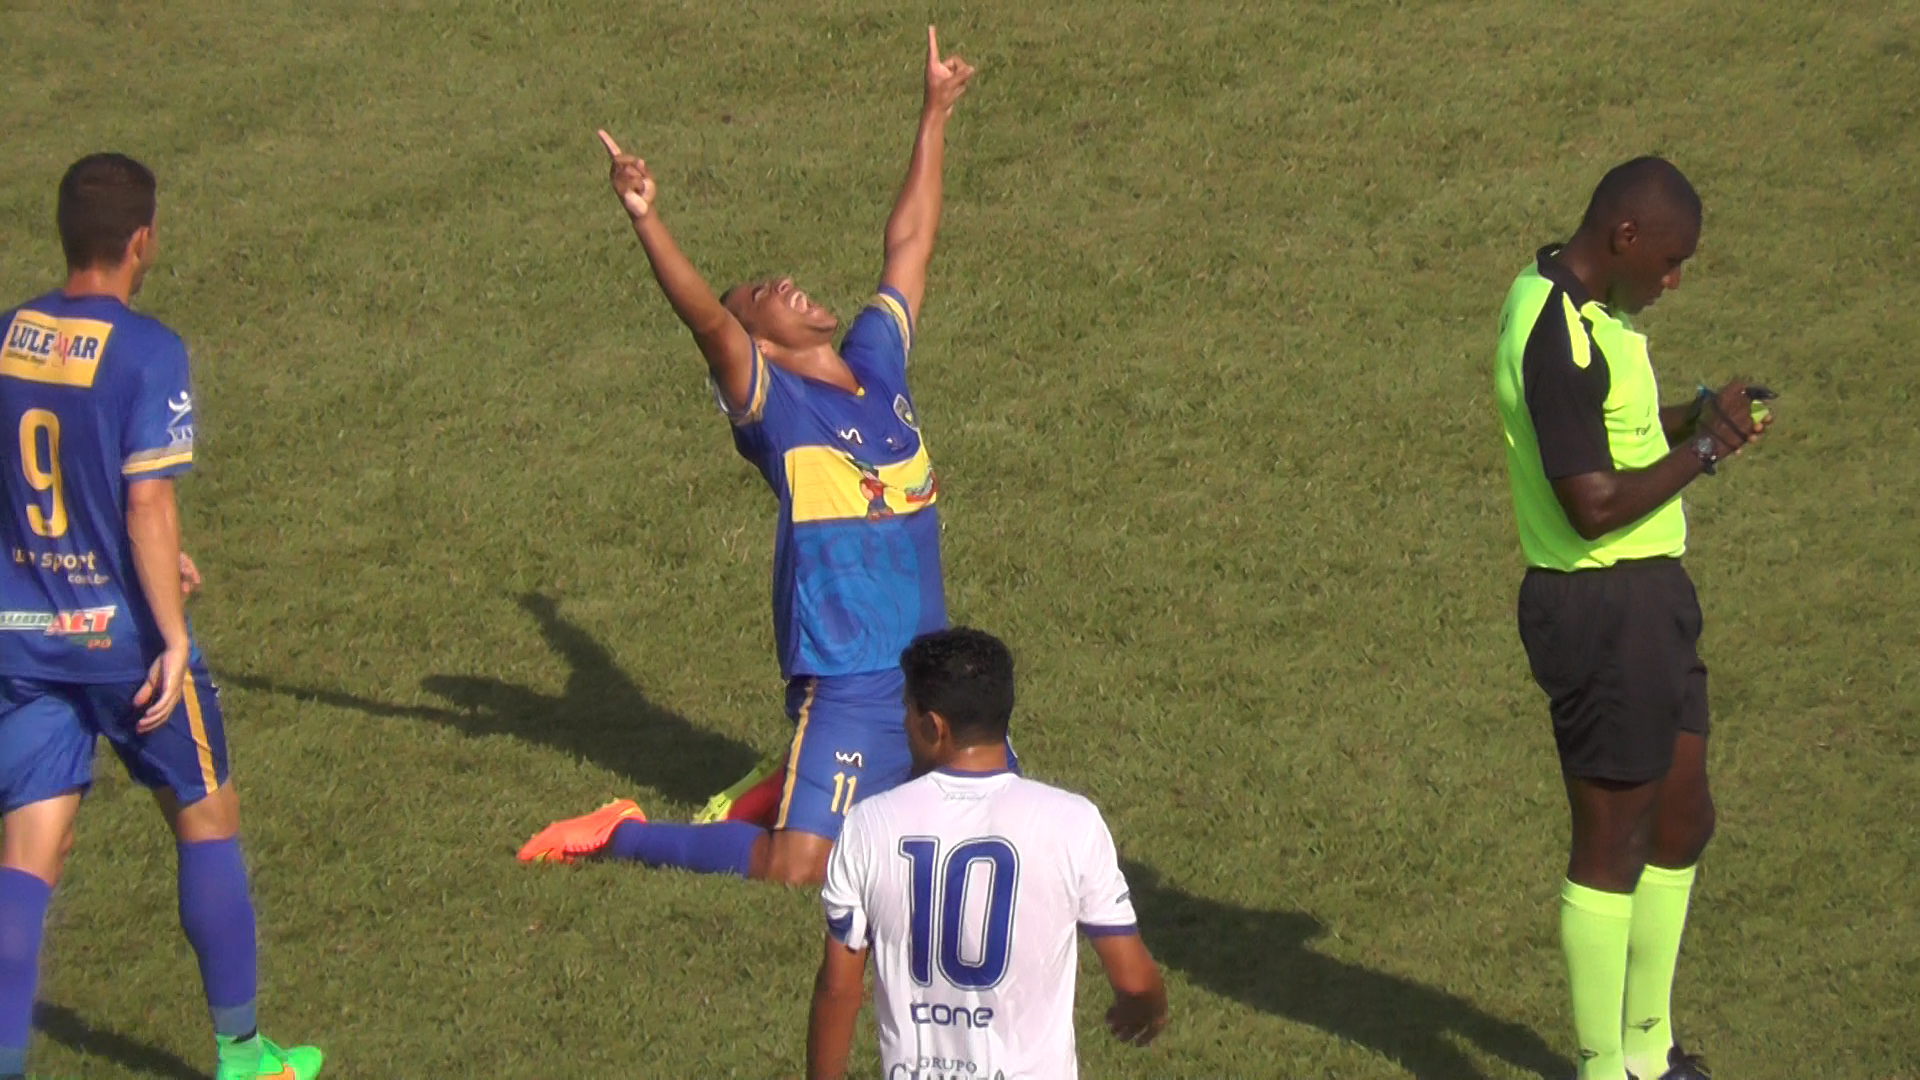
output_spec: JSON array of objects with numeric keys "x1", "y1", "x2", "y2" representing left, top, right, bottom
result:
[
  {"x1": 722, "y1": 286, "x2": 946, "y2": 678},
  {"x1": 0, "y1": 291, "x2": 199, "y2": 682}
]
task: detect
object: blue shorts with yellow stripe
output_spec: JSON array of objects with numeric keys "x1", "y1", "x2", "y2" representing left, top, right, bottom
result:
[
  {"x1": 775, "y1": 670, "x2": 914, "y2": 840},
  {"x1": 0, "y1": 666, "x2": 229, "y2": 812}
]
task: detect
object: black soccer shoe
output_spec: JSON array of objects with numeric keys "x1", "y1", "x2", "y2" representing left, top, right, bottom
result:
[{"x1": 1657, "y1": 1045, "x2": 1713, "y2": 1079}]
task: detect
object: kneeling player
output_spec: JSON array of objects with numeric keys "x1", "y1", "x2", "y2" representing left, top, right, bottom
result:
[
  {"x1": 807, "y1": 629, "x2": 1168, "y2": 1079},
  {"x1": 519, "y1": 29, "x2": 976, "y2": 885},
  {"x1": 0, "y1": 154, "x2": 322, "y2": 1080}
]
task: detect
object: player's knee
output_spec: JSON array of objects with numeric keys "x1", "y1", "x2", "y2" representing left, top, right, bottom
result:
[
  {"x1": 762, "y1": 834, "x2": 831, "y2": 887},
  {"x1": 767, "y1": 862, "x2": 826, "y2": 887},
  {"x1": 168, "y1": 783, "x2": 241, "y2": 843},
  {"x1": 766, "y1": 848, "x2": 829, "y2": 887},
  {"x1": 1684, "y1": 797, "x2": 1717, "y2": 861}
]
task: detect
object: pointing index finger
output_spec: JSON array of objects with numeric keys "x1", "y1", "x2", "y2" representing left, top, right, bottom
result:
[
  {"x1": 927, "y1": 24, "x2": 939, "y2": 63},
  {"x1": 596, "y1": 129, "x2": 623, "y2": 159}
]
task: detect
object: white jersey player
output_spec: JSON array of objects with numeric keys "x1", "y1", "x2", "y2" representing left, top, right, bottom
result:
[{"x1": 808, "y1": 628, "x2": 1167, "y2": 1080}]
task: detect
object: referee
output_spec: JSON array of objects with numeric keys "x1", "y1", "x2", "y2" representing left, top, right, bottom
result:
[{"x1": 1493, "y1": 157, "x2": 1770, "y2": 1080}]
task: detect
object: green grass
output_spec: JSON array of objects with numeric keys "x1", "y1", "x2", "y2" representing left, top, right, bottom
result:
[{"x1": 1, "y1": 0, "x2": 1916, "y2": 1076}]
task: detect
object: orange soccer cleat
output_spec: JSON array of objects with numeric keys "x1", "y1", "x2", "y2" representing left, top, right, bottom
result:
[{"x1": 517, "y1": 799, "x2": 646, "y2": 863}]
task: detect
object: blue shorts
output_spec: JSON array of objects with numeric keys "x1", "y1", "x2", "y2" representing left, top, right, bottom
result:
[
  {"x1": 0, "y1": 668, "x2": 230, "y2": 812},
  {"x1": 774, "y1": 670, "x2": 913, "y2": 840}
]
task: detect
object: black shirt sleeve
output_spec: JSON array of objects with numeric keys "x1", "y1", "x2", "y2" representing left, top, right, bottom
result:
[{"x1": 1522, "y1": 292, "x2": 1613, "y2": 480}]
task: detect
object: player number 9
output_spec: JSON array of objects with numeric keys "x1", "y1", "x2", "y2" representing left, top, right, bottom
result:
[{"x1": 19, "y1": 410, "x2": 68, "y2": 538}]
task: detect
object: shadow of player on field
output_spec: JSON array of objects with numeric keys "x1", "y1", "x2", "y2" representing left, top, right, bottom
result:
[
  {"x1": 1124, "y1": 861, "x2": 1571, "y2": 1080},
  {"x1": 225, "y1": 593, "x2": 759, "y2": 807},
  {"x1": 35, "y1": 1002, "x2": 207, "y2": 1079}
]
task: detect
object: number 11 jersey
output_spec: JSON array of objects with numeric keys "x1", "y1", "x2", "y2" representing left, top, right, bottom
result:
[
  {"x1": 822, "y1": 765, "x2": 1140, "y2": 1080},
  {"x1": 0, "y1": 291, "x2": 197, "y2": 682}
]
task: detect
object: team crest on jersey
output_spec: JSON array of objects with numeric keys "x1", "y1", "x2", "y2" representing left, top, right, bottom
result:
[{"x1": 893, "y1": 394, "x2": 918, "y2": 431}]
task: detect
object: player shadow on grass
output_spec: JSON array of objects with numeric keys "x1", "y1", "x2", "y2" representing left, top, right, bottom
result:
[
  {"x1": 35, "y1": 1002, "x2": 207, "y2": 1080},
  {"x1": 224, "y1": 593, "x2": 760, "y2": 807},
  {"x1": 1124, "y1": 861, "x2": 1572, "y2": 1080}
]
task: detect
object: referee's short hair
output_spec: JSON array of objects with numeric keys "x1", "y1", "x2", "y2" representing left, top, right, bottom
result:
[
  {"x1": 1580, "y1": 156, "x2": 1701, "y2": 233},
  {"x1": 58, "y1": 153, "x2": 157, "y2": 271},
  {"x1": 901, "y1": 628, "x2": 1016, "y2": 744}
]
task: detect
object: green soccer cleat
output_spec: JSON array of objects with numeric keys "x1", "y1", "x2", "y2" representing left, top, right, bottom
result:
[
  {"x1": 216, "y1": 1033, "x2": 324, "y2": 1080},
  {"x1": 692, "y1": 751, "x2": 785, "y2": 824}
]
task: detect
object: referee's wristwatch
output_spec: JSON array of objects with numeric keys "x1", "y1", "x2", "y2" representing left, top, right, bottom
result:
[
  {"x1": 1689, "y1": 385, "x2": 1719, "y2": 475},
  {"x1": 1691, "y1": 433, "x2": 1718, "y2": 475}
]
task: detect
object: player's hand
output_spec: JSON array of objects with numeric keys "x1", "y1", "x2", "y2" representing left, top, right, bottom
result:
[
  {"x1": 1698, "y1": 379, "x2": 1763, "y2": 460},
  {"x1": 1106, "y1": 995, "x2": 1166, "y2": 1048},
  {"x1": 133, "y1": 643, "x2": 191, "y2": 734},
  {"x1": 923, "y1": 26, "x2": 976, "y2": 117},
  {"x1": 596, "y1": 130, "x2": 657, "y2": 220},
  {"x1": 179, "y1": 552, "x2": 202, "y2": 597}
]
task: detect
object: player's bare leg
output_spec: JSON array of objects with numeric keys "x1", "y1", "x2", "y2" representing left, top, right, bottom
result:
[
  {"x1": 1647, "y1": 733, "x2": 1714, "y2": 869},
  {"x1": 0, "y1": 792, "x2": 82, "y2": 1079},
  {"x1": 154, "y1": 783, "x2": 324, "y2": 1080},
  {"x1": 1564, "y1": 775, "x2": 1659, "y2": 893},
  {"x1": 753, "y1": 828, "x2": 833, "y2": 887},
  {"x1": 1625, "y1": 733, "x2": 1715, "y2": 1080}
]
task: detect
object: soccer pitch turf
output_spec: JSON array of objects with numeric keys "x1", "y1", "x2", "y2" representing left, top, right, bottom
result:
[{"x1": 1, "y1": 1, "x2": 1916, "y2": 1076}]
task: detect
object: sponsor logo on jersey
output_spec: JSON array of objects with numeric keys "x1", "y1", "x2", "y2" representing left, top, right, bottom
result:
[
  {"x1": 0, "y1": 607, "x2": 116, "y2": 644},
  {"x1": 1, "y1": 312, "x2": 112, "y2": 388},
  {"x1": 166, "y1": 391, "x2": 195, "y2": 445},
  {"x1": 834, "y1": 750, "x2": 865, "y2": 768},
  {"x1": 888, "y1": 1059, "x2": 1003, "y2": 1080},
  {"x1": 903, "y1": 467, "x2": 937, "y2": 506},
  {"x1": 910, "y1": 1003, "x2": 994, "y2": 1029}
]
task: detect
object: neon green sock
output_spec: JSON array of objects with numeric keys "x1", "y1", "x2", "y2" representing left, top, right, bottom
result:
[
  {"x1": 1623, "y1": 863, "x2": 1697, "y2": 1077},
  {"x1": 1561, "y1": 880, "x2": 1634, "y2": 1080}
]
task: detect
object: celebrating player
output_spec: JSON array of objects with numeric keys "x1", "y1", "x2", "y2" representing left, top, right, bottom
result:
[
  {"x1": 1494, "y1": 157, "x2": 1770, "y2": 1080},
  {"x1": 807, "y1": 628, "x2": 1167, "y2": 1079},
  {"x1": 0, "y1": 154, "x2": 323, "y2": 1080},
  {"x1": 519, "y1": 28, "x2": 976, "y2": 885}
]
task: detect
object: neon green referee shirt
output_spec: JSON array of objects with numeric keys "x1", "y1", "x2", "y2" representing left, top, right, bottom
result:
[{"x1": 1494, "y1": 246, "x2": 1686, "y2": 571}]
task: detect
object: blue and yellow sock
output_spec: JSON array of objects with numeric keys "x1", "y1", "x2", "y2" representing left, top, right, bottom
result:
[
  {"x1": 0, "y1": 868, "x2": 51, "y2": 1080},
  {"x1": 605, "y1": 821, "x2": 760, "y2": 876},
  {"x1": 178, "y1": 838, "x2": 259, "y2": 1042}
]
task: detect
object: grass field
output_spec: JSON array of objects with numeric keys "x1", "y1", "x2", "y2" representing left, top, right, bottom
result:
[{"x1": 1, "y1": 0, "x2": 1916, "y2": 1076}]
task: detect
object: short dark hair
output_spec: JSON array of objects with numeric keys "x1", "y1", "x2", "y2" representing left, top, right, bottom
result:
[
  {"x1": 1579, "y1": 155, "x2": 1701, "y2": 234},
  {"x1": 901, "y1": 627, "x2": 1015, "y2": 744},
  {"x1": 57, "y1": 153, "x2": 157, "y2": 270}
]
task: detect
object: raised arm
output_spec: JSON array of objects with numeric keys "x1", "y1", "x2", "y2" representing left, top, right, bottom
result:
[
  {"x1": 597, "y1": 130, "x2": 759, "y2": 412},
  {"x1": 879, "y1": 27, "x2": 975, "y2": 325}
]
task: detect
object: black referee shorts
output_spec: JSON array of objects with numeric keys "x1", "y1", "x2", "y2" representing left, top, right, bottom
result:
[{"x1": 1516, "y1": 558, "x2": 1709, "y2": 783}]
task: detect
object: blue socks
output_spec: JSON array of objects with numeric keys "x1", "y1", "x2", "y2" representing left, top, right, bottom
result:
[
  {"x1": 0, "y1": 868, "x2": 50, "y2": 1078},
  {"x1": 605, "y1": 821, "x2": 760, "y2": 876},
  {"x1": 177, "y1": 838, "x2": 259, "y2": 1039}
]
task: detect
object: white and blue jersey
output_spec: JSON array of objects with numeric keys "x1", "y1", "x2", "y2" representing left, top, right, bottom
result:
[{"x1": 822, "y1": 766, "x2": 1139, "y2": 1080}]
